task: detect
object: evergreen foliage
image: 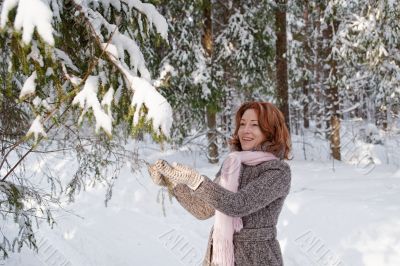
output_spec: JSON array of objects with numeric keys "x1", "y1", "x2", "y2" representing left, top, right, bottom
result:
[{"x1": 0, "y1": 0, "x2": 169, "y2": 259}]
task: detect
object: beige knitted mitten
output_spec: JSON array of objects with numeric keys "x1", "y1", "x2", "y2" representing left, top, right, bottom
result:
[
  {"x1": 154, "y1": 160, "x2": 204, "y2": 190},
  {"x1": 147, "y1": 164, "x2": 177, "y2": 190}
]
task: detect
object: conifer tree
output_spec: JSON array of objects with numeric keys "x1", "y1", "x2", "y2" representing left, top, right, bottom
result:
[
  {"x1": 0, "y1": 0, "x2": 170, "y2": 258},
  {"x1": 157, "y1": 0, "x2": 276, "y2": 157}
]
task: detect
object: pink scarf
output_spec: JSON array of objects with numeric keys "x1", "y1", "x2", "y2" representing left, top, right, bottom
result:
[{"x1": 211, "y1": 151, "x2": 277, "y2": 266}]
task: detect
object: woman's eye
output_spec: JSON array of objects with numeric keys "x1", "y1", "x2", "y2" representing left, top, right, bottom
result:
[
  {"x1": 252, "y1": 124, "x2": 259, "y2": 127},
  {"x1": 239, "y1": 123, "x2": 245, "y2": 126}
]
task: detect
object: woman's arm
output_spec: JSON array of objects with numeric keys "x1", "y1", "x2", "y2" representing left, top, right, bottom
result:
[
  {"x1": 172, "y1": 175, "x2": 220, "y2": 220},
  {"x1": 192, "y1": 160, "x2": 291, "y2": 217}
]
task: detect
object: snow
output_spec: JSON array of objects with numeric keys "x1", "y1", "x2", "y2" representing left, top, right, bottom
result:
[
  {"x1": 76, "y1": 0, "x2": 168, "y2": 82},
  {"x1": 104, "y1": 47, "x2": 173, "y2": 137},
  {"x1": 19, "y1": 71, "x2": 37, "y2": 99},
  {"x1": 1, "y1": 0, "x2": 55, "y2": 45},
  {"x1": 154, "y1": 62, "x2": 176, "y2": 87},
  {"x1": 45, "y1": 67, "x2": 53, "y2": 77},
  {"x1": 72, "y1": 76, "x2": 113, "y2": 136},
  {"x1": 340, "y1": 103, "x2": 360, "y2": 114},
  {"x1": 82, "y1": 7, "x2": 151, "y2": 81},
  {"x1": 26, "y1": 115, "x2": 47, "y2": 141},
  {"x1": 70, "y1": 75, "x2": 82, "y2": 86},
  {"x1": 32, "y1": 96, "x2": 42, "y2": 107},
  {"x1": 123, "y1": 0, "x2": 168, "y2": 40},
  {"x1": 129, "y1": 76, "x2": 173, "y2": 136},
  {"x1": 54, "y1": 48, "x2": 80, "y2": 72},
  {"x1": 1, "y1": 0, "x2": 173, "y2": 138},
  {"x1": 3, "y1": 140, "x2": 400, "y2": 266},
  {"x1": 101, "y1": 43, "x2": 119, "y2": 60},
  {"x1": 32, "y1": 96, "x2": 52, "y2": 111},
  {"x1": 101, "y1": 86, "x2": 114, "y2": 115},
  {"x1": 0, "y1": 0, "x2": 18, "y2": 29},
  {"x1": 110, "y1": 32, "x2": 151, "y2": 81},
  {"x1": 27, "y1": 42, "x2": 44, "y2": 67},
  {"x1": 71, "y1": 0, "x2": 168, "y2": 41},
  {"x1": 191, "y1": 46, "x2": 210, "y2": 93}
]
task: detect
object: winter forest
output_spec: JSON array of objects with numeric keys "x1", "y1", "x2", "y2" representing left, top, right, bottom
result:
[{"x1": 1, "y1": 0, "x2": 400, "y2": 265}]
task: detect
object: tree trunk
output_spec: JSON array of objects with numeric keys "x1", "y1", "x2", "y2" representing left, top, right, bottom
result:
[
  {"x1": 214, "y1": 1, "x2": 236, "y2": 149},
  {"x1": 314, "y1": 3, "x2": 323, "y2": 131},
  {"x1": 275, "y1": 0, "x2": 290, "y2": 133},
  {"x1": 322, "y1": 4, "x2": 341, "y2": 160},
  {"x1": 202, "y1": 0, "x2": 218, "y2": 163},
  {"x1": 302, "y1": 0, "x2": 310, "y2": 129},
  {"x1": 207, "y1": 106, "x2": 218, "y2": 163}
]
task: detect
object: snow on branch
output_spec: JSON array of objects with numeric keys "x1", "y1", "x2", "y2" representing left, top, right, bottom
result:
[
  {"x1": 78, "y1": 5, "x2": 151, "y2": 80},
  {"x1": 0, "y1": 0, "x2": 55, "y2": 45},
  {"x1": 122, "y1": 0, "x2": 168, "y2": 40},
  {"x1": 54, "y1": 48, "x2": 80, "y2": 72},
  {"x1": 1, "y1": 0, "x2": 172, "y2": 138},
  {"x1": 72, "y1": 76, "x2": 113, "y2": 136},
  {"x1": 73, "y1": 0, "x2": 168, "y2": 40},
  {"x1": 0, "y1": 0, "x2": 18, "y2": 29},
  {"x1": 102, "y1": 43, "x2": 172, "y2": 136},
  {"x1": 130, "y1": 76, "x2": 173, "y2": 136},
  {"x1": 26, "y1": 115, "x2": 47, "y2": 141},
  {"x1": 101, "y1": 86, "x2": 114, "y2": 115},
  {"x1": 19, "y1": 71, "x2": 37, "y2": 99}
]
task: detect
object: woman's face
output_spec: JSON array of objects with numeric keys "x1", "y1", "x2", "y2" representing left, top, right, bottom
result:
[{"x1": 238, "y1": 109, "x2": 267, "y2": 151}]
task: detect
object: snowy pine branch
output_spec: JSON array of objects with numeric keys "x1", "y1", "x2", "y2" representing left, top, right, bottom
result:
[
  {"x1": 0, "y1": 0, "x2": 171, "y2": 259},
  {"x1": 0, "y1": 0, "x2": 172, "y2": 140}
]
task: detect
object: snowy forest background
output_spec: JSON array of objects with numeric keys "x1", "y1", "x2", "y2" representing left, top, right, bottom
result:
[{"x1": 1, "y1": 0, "x2": 400, "y2": 265}]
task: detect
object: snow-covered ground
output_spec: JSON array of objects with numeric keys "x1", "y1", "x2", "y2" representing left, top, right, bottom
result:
[{"x1": 4, "y1": 140, "x2": 400, "y2": 266}]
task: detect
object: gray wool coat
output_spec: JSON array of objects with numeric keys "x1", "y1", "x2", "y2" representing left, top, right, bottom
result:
[{"x1": 172, "y1": 159, "x2": 291, "y2": 266}]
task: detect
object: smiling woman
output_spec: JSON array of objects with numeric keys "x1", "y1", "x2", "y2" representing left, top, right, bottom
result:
[
  {"x1": 148, "y1": 101, "x2": 292, "y2": 266},
  {"x1": 230, "y1": 101, "x2": 291, "y2": 159},
  {"x1": 238, "y1": 109, "x2": 265, "y2": 151}
]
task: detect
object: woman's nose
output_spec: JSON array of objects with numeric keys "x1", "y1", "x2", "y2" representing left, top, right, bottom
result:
[{"x1": 244, "y1": 124, "x2": 251, "y2": 133}]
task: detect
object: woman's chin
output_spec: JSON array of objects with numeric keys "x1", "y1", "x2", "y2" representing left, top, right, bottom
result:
[{"x1": 241, "y1": 145, "x2": 253, "y2": 151}]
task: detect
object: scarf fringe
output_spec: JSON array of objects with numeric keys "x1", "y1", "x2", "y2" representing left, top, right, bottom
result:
[
  {"x1": 211, "y1": 238, "x2": 235, "y2": 266},
  {"x1": 233, "y1": 217, "x2": 243, "y2": 232}
]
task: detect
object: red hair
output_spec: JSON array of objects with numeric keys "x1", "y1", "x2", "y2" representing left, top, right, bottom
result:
[{"x1": 229, "y1": 102, "x2": 291, "y2": 160}]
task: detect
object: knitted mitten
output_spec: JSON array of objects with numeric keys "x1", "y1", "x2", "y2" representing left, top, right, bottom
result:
[
  {"x1": 154, "y1": 160, "x2": 204, "y2": 190},
  {"x1": 147, "y1": 164, "x2": 177, "y2": 190}
]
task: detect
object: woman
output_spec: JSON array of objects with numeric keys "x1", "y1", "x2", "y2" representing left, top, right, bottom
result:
[{"x1": 148, "y1": 101, "x2": 291, "y2": 266}]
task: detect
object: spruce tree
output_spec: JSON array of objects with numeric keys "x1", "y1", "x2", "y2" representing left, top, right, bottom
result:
[{"x1": 0, "y1": 0, "x2": 170, "y2": 259}]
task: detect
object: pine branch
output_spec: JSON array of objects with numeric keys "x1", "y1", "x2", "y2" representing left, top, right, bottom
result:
[{"x1": 0, "y1": 26, "x2": 119, "y2": 182}]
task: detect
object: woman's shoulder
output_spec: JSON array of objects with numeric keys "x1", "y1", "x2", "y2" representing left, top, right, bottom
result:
[
  {"x1": 242, "y1": 160, "x2": 291, "y2": 186},
  {"x1": 256, "y1": 160, "x2": 291, "y2": 185},
  {"x1": 257, "y1": 159, "x2": 291, "y2": 173}
]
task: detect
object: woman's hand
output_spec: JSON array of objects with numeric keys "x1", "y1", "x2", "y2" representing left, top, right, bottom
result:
[
  {"x1": 154, "y1": 160, "x2": 204, "y2": 190},
  {"x1": 147, "y1": 164, "x2": 167, "y2": 186},
  {"x1": 147, "y1": 163, "x2": 177, "y2": 189}
]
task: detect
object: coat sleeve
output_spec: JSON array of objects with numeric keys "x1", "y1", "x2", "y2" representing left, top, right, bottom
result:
[
  {"x1": 172, "y1": 175, "x2": 220, "y2": 220},
  {"x1": 192, "y1": 161, "x2": 291, "y2": 217}
]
